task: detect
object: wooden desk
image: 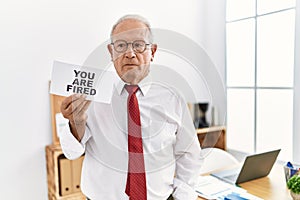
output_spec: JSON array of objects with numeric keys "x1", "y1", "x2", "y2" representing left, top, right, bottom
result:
[{"x1": 197, "y1": 164, "x2": 292, "y2": 200}]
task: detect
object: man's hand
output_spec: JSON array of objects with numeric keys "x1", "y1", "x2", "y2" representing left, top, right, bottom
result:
[{"x1": 61, "y1": 94, "x2": 91, "y2": 141}]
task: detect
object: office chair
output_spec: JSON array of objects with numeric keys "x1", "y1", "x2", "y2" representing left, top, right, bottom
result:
[{"x1": 199, "y1": 147, "x2": 239, "y2": 175}]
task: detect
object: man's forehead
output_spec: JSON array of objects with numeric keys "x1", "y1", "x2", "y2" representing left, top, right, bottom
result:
[{"x1": 112, "y1": 27, "x2": 150, "y2": 41}]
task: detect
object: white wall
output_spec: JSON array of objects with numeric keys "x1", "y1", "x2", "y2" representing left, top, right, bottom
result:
[
  {"x1": 0, "y1": 0, "x2": 225, "y2": 199},
  {"x1": 198, "y1": 0, "x2": 226, "y2": 124}
]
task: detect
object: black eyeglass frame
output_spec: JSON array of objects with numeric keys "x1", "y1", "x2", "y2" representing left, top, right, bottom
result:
[{"x1": 111, "y1": 40, "x2": 151, "y2": 53}]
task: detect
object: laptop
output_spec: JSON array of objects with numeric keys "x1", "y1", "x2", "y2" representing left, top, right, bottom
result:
[{"x1": 211, "y1": 149, "x2": 281, "y2": 185}]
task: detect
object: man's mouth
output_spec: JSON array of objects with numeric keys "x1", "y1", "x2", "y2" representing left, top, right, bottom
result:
[
  {"x1": 123, "y1": 64, "x2": 138, "y2": 68},
  {"x1": 124, "y1": 63, "x2": 137, "y2": 66}
]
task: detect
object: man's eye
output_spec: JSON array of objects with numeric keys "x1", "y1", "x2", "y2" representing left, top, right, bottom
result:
[
  {"x1": 134, "y1": 43, "x2": 143, "y2": 48},
  {"x1": 117, "y1": 43, "x2": 126, "y2": 48}
]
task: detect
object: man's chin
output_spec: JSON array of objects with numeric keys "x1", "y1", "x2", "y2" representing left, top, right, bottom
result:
[{"x1": 122, "y1": 71, "x2": 141, "y2": 84}]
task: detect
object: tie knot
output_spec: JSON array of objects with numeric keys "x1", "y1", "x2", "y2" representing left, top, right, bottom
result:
[{"x1": 125, "y1": 85, "x2": 139, "y2": 95}]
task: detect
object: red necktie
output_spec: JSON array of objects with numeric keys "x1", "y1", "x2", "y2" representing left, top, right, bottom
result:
[{"x1": 125, "y1": 85, "x2": 147, "y2": 200}]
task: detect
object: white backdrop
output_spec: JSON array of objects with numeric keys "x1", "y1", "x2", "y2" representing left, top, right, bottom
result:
[{"x1": 0, "y1": 0, "x2": 225, "y2": 199}]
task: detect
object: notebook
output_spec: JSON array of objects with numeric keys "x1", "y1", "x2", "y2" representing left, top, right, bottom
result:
[{"x1": 211, "y1": 149, "x2": 281, "y2": 184}]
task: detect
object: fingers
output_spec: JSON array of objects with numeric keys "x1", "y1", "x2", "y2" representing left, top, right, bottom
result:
[
  {"x1": 67, "y1": 96, "x2": 86, "y2": 114},
  {"x1": 61, "y1": 94, "x2": 81, "y2": 111},
  {"x1": 60, "y1": 94, "x2": 91, "y2": 122},
  {"x1": 81, "y1": 100, "x2": 92, "y2": 113},
  {"x1": 72, "y1": 100, "x2": 91, "y2": 119}
]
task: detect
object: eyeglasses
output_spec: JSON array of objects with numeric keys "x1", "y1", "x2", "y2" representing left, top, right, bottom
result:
[{"x1": 111, "y1": 40, "x2": 151, "y2": 53}]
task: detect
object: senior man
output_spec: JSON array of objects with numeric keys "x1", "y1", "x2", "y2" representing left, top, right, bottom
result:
[{"x1": 60, "y1": 14, "x2": 202, "y2": 200}]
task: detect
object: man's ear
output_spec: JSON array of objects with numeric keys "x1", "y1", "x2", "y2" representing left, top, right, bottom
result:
[
  {"x1": 150, "y1": 44, "x2": 158, "y2": 61},
  {"x1": 107, "y1": 44, "x2": 114, "y2": 60}
]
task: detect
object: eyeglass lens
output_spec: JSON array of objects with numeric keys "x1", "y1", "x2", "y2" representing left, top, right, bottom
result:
[{"x1": 113, "y1": 40, "x2": 148, "y2": 53}]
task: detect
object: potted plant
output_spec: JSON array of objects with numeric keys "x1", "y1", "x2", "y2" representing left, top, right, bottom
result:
[{"x1": 287, "y1": 174, "x2": 300, "y2": 200}]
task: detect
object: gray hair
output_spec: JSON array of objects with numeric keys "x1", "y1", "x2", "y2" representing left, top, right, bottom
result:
[{"x1": 110, "y1": 14, "x2": 153, "y2": 42}]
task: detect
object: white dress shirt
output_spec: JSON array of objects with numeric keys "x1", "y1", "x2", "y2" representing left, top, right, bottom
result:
[{"x1": 59, "y1": 73, "x2": 202, "y2": 200}]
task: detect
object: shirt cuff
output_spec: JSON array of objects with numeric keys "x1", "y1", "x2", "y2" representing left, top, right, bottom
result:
[
  {"x1": 172, "y1": 178, "x2": 198, "y2": 200},
  {"x1": 59, "y1": 121, "x2": 85, "y2": 160}
]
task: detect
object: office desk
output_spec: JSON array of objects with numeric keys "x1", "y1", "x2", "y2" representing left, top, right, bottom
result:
[{"x1": 197, "y1": 164, "x2": 292, "y2": 200}]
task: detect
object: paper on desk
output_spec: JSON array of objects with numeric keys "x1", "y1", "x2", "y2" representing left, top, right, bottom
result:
[
  {"x1": 195, "y1": 176, "x2": 263, "y2": 200},
  {"x1": 50, "y1": 61, "x2": 118, "y2": 104},
  {"x1": 195, "y1": 176, "x2": 245, "y2": 199}
]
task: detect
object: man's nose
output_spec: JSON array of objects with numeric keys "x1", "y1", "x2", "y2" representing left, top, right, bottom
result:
[{"x1": 125, "y1": 45, "x2": 136, "y2": 58}]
